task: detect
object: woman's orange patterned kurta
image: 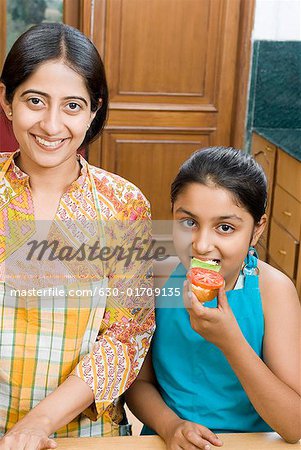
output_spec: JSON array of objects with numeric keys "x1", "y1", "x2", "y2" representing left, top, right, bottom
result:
[{"x1": 0, "y1": 151, "x2": 155, "y2": 437}]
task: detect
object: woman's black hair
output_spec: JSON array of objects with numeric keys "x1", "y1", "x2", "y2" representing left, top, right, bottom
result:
[
  {"x1": 0, "y1": 22, "x2": 108, "y2": 146},
  {"x1": 171, "y1": 147, "x2": 267, "y2": 223}
]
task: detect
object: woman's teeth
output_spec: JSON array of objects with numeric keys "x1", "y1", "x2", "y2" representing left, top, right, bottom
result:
[{"x1": 35, "y1": 136, "x2": 64, "y2": 148}]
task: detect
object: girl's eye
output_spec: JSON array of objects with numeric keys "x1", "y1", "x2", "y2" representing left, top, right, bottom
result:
[
  {"x1": 66, "y1": 102, "x2": 81, "y2": 112},
  {"x1": 217, "y1": 224, "x2": 234, "y2": 233},
  {"x1": 181, "y1": 218, "x2": 197, "y2": 228}
]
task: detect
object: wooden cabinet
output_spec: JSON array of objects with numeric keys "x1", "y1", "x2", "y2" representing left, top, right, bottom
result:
[
  {"x1": 252, "y1": 133, "x2": 301, "y2": 297},
  {"x1": 251, "y1": 133, "x2": 277, "y2": 259}
]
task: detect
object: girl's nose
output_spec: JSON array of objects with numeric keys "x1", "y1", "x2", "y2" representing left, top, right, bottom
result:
[
  {"x1": 192, "y1": 229, "x2": 215, "y2": 255},
  {"x1": 40, "y1": 108, "x2": 64, "y2": 135}
]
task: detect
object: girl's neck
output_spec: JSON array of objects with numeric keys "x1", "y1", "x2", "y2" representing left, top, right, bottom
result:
[
  {"x1": 15, "y1": 153, "x2": 81, "y2": 195},
  {"x1": 224, "y1": 266, "x2": 244, "y2": 291}
]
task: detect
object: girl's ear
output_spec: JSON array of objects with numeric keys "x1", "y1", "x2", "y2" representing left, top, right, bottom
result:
[
  {"x1": 0, "y1": 83, "x2": 13, "y2": 121},
  {"x1": 251, "y1": 214, "x2": 267, "y2": 246}
]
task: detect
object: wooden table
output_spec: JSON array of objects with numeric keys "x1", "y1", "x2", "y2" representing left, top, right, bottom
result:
[{"x1": 56, "y1": 433, "x2": 300, "y2": 449}]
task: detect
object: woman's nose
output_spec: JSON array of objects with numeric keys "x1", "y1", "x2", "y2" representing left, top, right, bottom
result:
[
  {"x1": 192, "y1": 229, "x2": 214, "y2": 255},
  {"x1": 40, "y1": 108, "x2": 64, "y2": 135}
]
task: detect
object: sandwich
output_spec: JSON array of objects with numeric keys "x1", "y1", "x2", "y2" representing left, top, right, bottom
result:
[{"x1": 187, "y1": 258, "x2": 224, "y2": 302}]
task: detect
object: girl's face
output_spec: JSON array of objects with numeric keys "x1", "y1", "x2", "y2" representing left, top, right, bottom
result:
[
  {"x1": 0, "y1": 60, "x2": 97, "y2": 170},
  {"x1": 173, "y1": 183, "x2": 266, "y2": 290}
]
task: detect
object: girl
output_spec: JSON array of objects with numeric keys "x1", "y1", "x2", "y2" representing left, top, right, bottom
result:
[
  {"x1": 126, "y1": 147, "x2": 300, "y2": 450},
  {"x1": 0, "y1": 23, "x2": 154, "y2": 448}
]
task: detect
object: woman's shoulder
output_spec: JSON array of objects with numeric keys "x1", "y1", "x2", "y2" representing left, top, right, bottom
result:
[
  {"x1": 0, "y1": 152, "x2": 14, "y2": 165},
  {"x1": 87, "y1": 162, "x2": 150, "y2": 219},
  {"x1": 89, "y1": 163, "x2": 149, "y2": 201},
  {"x1": 257, "y1": 259, "x2": 300, "y2": 308},
  {"x1": 0, "y1": 152, "x2": 16, "y2": 179}
]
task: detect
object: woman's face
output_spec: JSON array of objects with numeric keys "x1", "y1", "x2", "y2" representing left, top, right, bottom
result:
[
  {"x1": 2, "y1": 60, "x2": 97, "y2": 170},
  {"x1": 172, "y1": 183, "x2": 266, "y2": 290}
]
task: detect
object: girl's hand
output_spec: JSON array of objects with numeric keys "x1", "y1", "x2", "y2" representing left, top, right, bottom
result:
[
  {"x1": 0, "y1": 423, "x2": 57, "y2": 450},
  {"x1": 163, "y1": 417, "x2": 223, "y2": 450},
  {"x1": 184, "y1": 281, "x2": 243, "y2": 351}
]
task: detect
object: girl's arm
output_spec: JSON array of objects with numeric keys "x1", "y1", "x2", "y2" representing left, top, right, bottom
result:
[
  {"x1": 125, "y1": 350, "x2": 223, "y2": 450},
  {"x1": 0, "y1": 375, "x2": 94, "y2": 449},
  {"x1": 186, "y1": 262, "x2": 301, "y2": 443},
  {"x1": 245, "y1": 263, "x2": 300, "y2": 441}
]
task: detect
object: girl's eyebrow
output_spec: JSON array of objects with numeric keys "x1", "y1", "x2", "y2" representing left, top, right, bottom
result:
[
  {"x1": 218, "y1": 215, "x2": 243, "y2": 222},
  {"x1": 20, "y1": 89, "x2": 88, "y2": 105},
  {"x1": 175, "y1": 208, "x2": 243, "y2": 222},
  {"x1": 174, "y1": 207, "x2": 198, "y2": 219}
]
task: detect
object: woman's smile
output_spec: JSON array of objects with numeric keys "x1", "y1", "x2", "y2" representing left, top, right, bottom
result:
[{"x1": 32, "y1": 134, "x2": 69, "y2": 151}]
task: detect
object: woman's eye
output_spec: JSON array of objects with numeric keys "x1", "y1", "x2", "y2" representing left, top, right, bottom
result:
[
  {"x1": 181, "y1": 218, "x2": 197, "y2": 228},
  {"x1": 66, "y1": 102, "x2": 81, "y2": 112},
  {"x1": 28, "y1": 98, "x2": 43, "y2": 107},
  {"x1": 218, "y1": 224, "x2": 234, "y2": 233}
]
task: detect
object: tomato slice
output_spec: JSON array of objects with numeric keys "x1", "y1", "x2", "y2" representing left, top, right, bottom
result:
[{"x1": 187, "y1": 267, "x2": 224, "y2": 289}]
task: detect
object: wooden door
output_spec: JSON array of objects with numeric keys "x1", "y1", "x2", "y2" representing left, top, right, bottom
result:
[{"x1": 84, "y1": 0, "x2": 253, "y2": 219}]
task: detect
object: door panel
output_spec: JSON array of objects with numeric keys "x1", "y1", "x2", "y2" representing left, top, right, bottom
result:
[
  {"x1": 102, "y1": 131, "x2": 212, "y2": 218},
  {"x1": 105, "y1": 0, "x2": 238, "y2": 111},
  {"x1": 87, "y1": 0, "x2": 245, "y2": 219},
  {"x1": 107, "y1": 0, "x2": 213, "y2": 104}
]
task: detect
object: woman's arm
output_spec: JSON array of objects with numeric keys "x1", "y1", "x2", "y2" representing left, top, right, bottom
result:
[
  {"x1": 126, "y1": 350, "x2": 223, "y2": 450},
  {"x1": 0, "y1": 375, "x2": 94, "y2": 449},
  {"x1": 186, "y1": 263, "x2": 301, "y2": 443},
  {"x1": 74, "y1": 195, "x2": 155, "y2": 421}
]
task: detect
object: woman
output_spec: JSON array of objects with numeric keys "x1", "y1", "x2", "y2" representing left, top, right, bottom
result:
[{"x1": 0, "y1": 23, "x2": 155, "y2": 448}]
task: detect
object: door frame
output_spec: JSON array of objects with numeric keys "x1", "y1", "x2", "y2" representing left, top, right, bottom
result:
[
  {"x1": 231, "y1": 0, "x2": 256, "y2": 149},
  {"x1": 0, "y1": 0, "x2": 6, "y2": 70}
]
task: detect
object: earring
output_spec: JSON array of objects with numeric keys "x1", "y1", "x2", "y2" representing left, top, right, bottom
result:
[
  {"x1": 86, "y1": 123, "x2": 90, "y2": 130},
  {"x1": 8, "y1": 111, "x2": 12, "y2": 117}
]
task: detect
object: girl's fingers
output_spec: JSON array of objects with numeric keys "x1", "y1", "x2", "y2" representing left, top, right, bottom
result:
[
  {"x1": 168, "y1": 443, "x2": 184, "y2": 450},
  {"x1": 182, "y1": 430, "x2": 214, "y2": 449},
  {"x1": 190, "y1": 295, "x2": 207, "y2": 316},
  {"x1": 183, "y1": 425, "x2": 223, "y2": 450},
  {"x1": 43, "y1": 438, "x2": 57, "y2": 449},
  {"x1": 184, "y1": 281, "x2": 206, "y2": 314},
  {"x1": 183, "y1": 280, "x2": 193, "y2": 308},
  {"x1": 199, "y1": 428, "x2": 223, "y2": 447},
  {"x1": 217, "y1": 286, "x2": 229, "y2": 310}
]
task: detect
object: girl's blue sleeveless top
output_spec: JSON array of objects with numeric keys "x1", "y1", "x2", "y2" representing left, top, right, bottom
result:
[{"x1": 142, "y1": 252, "x2": 272, "y2": 434}]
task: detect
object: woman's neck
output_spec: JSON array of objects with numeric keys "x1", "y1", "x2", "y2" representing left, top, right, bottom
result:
[{"x1": 15, "y1": 153, "x2": 81, "y2": 195}]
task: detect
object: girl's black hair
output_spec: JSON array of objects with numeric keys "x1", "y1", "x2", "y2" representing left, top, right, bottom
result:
[
  {"x1": 0, "y1": 22, "x2": 108, "y2": 146},
  {"x1": 171, "y1": 147, "x2": 267, "y2": 223}
]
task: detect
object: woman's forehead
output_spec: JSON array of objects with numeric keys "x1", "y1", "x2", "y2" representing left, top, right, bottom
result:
[{"x1": 16, "y1": 60, "x2": 89, "y2": 97}]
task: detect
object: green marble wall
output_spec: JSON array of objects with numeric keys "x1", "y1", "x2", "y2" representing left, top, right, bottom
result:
[{"x1": 245, "y1": 40, "x2": 301, "y2": 154}]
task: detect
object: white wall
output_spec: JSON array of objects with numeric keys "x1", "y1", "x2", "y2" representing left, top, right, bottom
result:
[{"x1": 253, "y1": 0, "x2": 301, "y2": 40}]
